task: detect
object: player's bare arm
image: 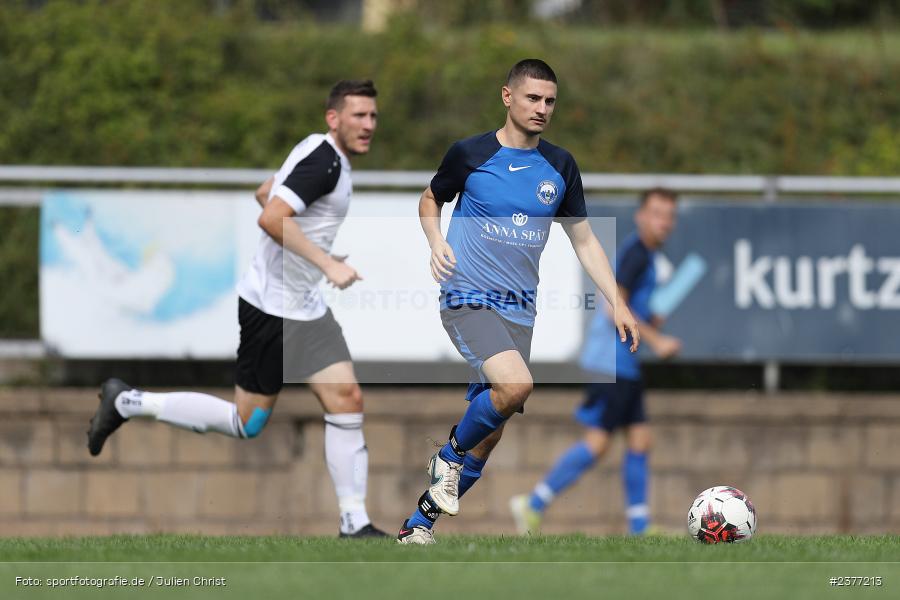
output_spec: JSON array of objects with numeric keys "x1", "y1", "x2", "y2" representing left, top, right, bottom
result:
[
  {"x1": 418, "y1": 186, "x2": 456, "y2": 282},
  {"x1": 254, "y1": 176, "x2": 274, "y2": 209},
  {"x1": 258, "y1": 196, "x2": 361, "y2": 289},
  {"x1": 562, "y1": 218, "x2": 640, "y2": 351}
]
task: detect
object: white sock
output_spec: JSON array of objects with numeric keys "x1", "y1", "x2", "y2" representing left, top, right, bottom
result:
[
  {"x1": 324, "y1": 412, "x2": 370, "y2": 534},
  {"x1": 115, "y1": 390, "x2": 244, "y2": 438}
]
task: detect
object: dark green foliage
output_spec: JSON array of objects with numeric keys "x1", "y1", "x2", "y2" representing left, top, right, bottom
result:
[
  {"x1": 0, "y1": 207, "x2": 38, "y2": 338},
  {"x1": 2, "y1": 2, "x2": 900, "y2": 174}
]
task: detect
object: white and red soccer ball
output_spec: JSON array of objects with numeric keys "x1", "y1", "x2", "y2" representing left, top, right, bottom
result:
[{"x1": 687, "y1": 486, "x2": 757, "y2": 543}]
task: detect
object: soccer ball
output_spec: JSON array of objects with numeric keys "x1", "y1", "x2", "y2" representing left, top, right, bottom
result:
[{"x1": 686, "y1": 486, "x2": 756, "y2": 543}]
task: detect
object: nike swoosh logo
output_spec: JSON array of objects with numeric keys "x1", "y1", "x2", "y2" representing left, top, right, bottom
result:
[
  {"x1": 399, "y1": 529, "x2": 412, "y2": 536},
  {"x1": 430, "y1": 473, "x2": 443, "y2": 486},
  {"x1": 508, "y1": 164, "x2": 532, "y2": 172}
]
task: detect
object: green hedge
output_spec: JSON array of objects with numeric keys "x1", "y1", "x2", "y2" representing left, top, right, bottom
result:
[
  {"x1": 3, "y1": 1, "x2": 900, "y2": 174},
  {"x1": 3, "y1": 1, "x2": 900, "y2": 336},
  {"x1": 0, "y1": 208, "x2": 38, "y2": 338}
]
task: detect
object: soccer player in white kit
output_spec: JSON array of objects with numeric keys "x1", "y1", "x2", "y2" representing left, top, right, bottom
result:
[{"x1": 87, "y1": 80, "x2": 386, "y2": 537}]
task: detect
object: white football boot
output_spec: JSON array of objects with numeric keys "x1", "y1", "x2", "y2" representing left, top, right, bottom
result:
[
  {"x1": 396, "y1": 520, "x2": 436, "y2": 545},
  {"x1": 426, "y1": 452, "x2": 463, "y2": 516},
  {"x1": 509, "y1": 494, "x2": 543, "y2": 535}
]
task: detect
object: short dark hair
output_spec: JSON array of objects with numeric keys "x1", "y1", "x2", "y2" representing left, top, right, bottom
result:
[
  {"x1": 327, "y1": 79, "x2": 377, "y2": 111},
  {"x1": 640, "y1": 187, "x2": 678, "y2": 206},
  {"x1": 506, "y1": 59, "x2": 557, "y2": 87}
]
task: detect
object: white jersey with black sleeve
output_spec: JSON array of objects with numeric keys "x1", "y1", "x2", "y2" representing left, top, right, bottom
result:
[{"x1": 237, "y1": 132, "x2": 352, "y2": 321}]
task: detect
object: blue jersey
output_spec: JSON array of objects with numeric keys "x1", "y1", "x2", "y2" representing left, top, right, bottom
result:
[
  {"x1": 580, "y1": 232, "x2": 656, "y2": 380},
  {"x1": 431, "y1": 131, "x2": 587, "y2": 326}
]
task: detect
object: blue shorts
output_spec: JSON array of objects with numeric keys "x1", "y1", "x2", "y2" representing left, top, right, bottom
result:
[{"x1": 574, "y1": 379, "x2": 646, "y2": 432}]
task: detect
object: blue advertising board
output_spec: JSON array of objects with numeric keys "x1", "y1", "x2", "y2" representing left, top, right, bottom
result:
[{"x1": 589, "y1": 200, "x2": 900, "y2": 362}]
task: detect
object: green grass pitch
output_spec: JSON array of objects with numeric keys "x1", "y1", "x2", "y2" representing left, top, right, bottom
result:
[{"x1": 1, "y1": 534, "x2": 897, "y2": 599}]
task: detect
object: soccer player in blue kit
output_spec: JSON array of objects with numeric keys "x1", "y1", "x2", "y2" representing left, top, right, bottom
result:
[
  {"x1": 396, "y1": 59, "x2": 640, "y2": 544},
  {"x1": 511, "y1": 188, "x2": 681, "y2": 536}
]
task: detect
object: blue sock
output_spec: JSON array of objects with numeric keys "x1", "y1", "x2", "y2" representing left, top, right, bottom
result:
[
  {"x1": 406, "y1": 507, "x2": 435, "y2": 530},
  {"x1": 459, "y1": 453, "x2": 487, "y2": 497},
  {"x1": 406, "y1": 490, "x2": 441, "y2": 530},
  {"x1": 406, "y1": 454, "x2": 488, "y2": 530},
  {"x1": 439, "y1": 388, "x2": 506, "y2": 464},
  {"x1": 623, "y1": 450, "x2": 650, "y2": 534},
  {"x1": 529, "y1": 441, "x2": 596, "y2": 512}
]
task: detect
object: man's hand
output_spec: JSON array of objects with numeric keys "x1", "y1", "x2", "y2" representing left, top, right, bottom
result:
[
  {"x1": 653, "y1": 334, "x2": 682, "y2": 359},
  {"x1": 429, "y1": 239, "x2": 457, "y2": 282},
  {"x1": 323, "y1": 255, "x2": 362, "y2": 289},
  {"x1": 615, "y1": 299, "x2": 641, "y2": 352}
]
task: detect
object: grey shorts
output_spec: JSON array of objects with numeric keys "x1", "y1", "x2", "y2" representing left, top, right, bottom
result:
[{"x1": 440, "y1": 303, "x2": 533, "y2": 375}]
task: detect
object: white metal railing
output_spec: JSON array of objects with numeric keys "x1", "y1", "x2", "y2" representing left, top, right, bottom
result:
[
  {"x1": 3, "y1": 166, "x2": 900, "y2": 202},
  {"x1": 0, "y1": 340, "x2": 46, "y2": 359}
]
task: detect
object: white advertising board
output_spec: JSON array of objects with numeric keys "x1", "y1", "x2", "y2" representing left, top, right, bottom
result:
[{"x1": 41, "y1": 191, "x2": 587, "y2": 362}]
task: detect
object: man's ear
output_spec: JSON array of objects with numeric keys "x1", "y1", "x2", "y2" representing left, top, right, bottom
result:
[
  {"x1": 501, "y1": 85, "x2": 512, "y2": 108},
  {"x1": 325, "y1": 108, "x2": 340, "y2": 131}
]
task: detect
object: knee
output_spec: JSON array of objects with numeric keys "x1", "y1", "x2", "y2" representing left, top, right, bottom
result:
[
  {"x1": 583, "y1": 428, "x2": 608, "y2": 457},
  {"x1": 630, "y1": 438, "x2": 652, "y2": 454},
  {"x1": 628, "y1": 428, "x2": 652, "y2": 454},
  {"x1": 241, "y1": 406, "x2": 271, "y2": 439},
  {"x1": 491, "y1": 380, "x2": 533, "y2": 414},
  {"x1": 329, "y1": 383, "x2": 364, "y2": 413}
]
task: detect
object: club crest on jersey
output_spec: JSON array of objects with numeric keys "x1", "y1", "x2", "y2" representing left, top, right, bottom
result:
[
  {"x1": 536, "y1": 180, "x2": 558, "y2": 205},
  {"x1": 512, "y1": 212, "x2": 528, "y2": 226}
]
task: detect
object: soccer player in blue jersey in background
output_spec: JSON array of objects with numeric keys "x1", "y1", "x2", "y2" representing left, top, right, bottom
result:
[
  {"x1": 396, "y1": 59, "x2": 640, "y2": 544},
  {"x1": 511, "y1": 188, "x2": 681, "y2": 536}
]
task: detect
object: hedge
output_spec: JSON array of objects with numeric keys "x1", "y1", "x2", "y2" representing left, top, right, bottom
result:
[{"x1": 2, "y1": 1, "x2": 900, "y2": 174}]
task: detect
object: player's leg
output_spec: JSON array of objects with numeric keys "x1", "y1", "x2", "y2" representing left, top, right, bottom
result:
[
  {"x1": 307, "y1": 360, "x2": 384, "y2": 538},
  {"x1": 428, "y1": 350, "x2": 532, "y2": 514},
  {"x1": 510, "y1": 381, "x2": 622, "y2": 534},
  {"x1": 448, "y1": 351, "x2": 531, "y2": 449},
  {"x1": 400, "y1": 358, "x2": 530, "y2": 543},
  {"x1": 622, "y1": 384, "x2": 652, "y2": 534},
  {"x1": 430, "y1": 311, "x2": 534, "y2": 513},
  {"x1": 402, "y1": 355, "x2": 530, "y2": 542},
  {"x1": 284, "y1": 306, "x2": 383, "y2": 538},
  {"x1": 234, "y1": 386, "x2": 279, "y2": 437},
  {"x1": 510, "y1": 426, "x2": 610, "y2": 535},
  {"x1": 531, "y1": 427, "x2": 609, "y2": 512},
  {"x1": 527, "y1": 382, "x2": 618, "y2": 515},
  {"x1": 87, "y1": 298, "x2": 283, "y2": 456},
  {"x1": 460, "y1": 423, "x2": 504, "y2": 496},
  {"x1": 399, "y1": 309, "x2": 532, "y2": 544},
  {"x1": 90, "y1": 379, "x2": 280, "y2": 456},
  {"x1": 87, "y1": 381, "x2": 266, "y2": 456},
  {"x1": 405, "y1": 420, "x2": 505, "y2": 532}
]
